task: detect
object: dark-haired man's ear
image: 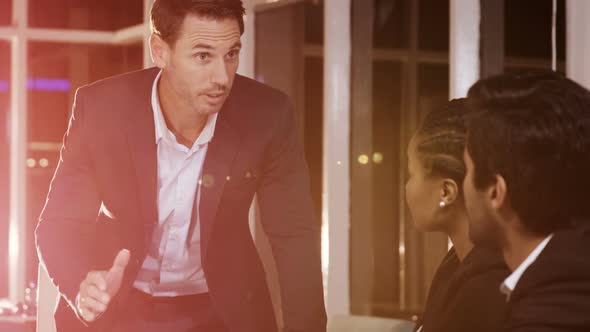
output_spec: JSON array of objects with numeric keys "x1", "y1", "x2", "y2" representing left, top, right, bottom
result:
[
  {"x1": 488, "y1": 174, "x2": 508, "y2": 211},
  {"x1": 149, "y1": 34, "x2": 169, "y2": 69},
  {"x1": 440, "y1": 179, "x2": 459, "y2": 206}
]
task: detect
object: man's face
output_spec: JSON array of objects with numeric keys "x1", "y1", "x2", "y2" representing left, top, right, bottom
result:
[
  {"x1": 463, "y1": 148, "x2": 503, "y2": 249},
  {"x1": 156, "y1": 14, "x2": 241, "y2": 116}
]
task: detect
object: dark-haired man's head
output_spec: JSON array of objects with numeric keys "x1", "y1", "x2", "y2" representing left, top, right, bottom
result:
[
  {"x1": 463, "y1": 70, "x2": 590, "y2": 248},
  {"x1": 149, "y1": 0, "x2": 245, "y2": 117},
  {"x1": 151, "y1": 0, "x2": 245, "y2": 46}
]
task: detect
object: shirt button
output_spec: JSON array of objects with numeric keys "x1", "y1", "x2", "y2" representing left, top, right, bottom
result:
[{"x1": 170, "y1": 228, "x2": 178, "y2": 240}]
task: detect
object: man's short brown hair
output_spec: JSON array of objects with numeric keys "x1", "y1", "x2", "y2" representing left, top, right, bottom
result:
[{"x1": 151, "y1": 0, "x2": 245, "y2": 45}]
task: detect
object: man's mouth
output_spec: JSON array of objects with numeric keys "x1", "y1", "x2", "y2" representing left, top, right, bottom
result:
[{"x1": 205, "y1": 92, "x2": 225, "y2": 103}]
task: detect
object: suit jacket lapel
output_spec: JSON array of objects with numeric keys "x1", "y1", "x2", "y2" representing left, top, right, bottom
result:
[
  {"x1": 199, "y1": 98, "x2": 240, "y2": 263},
  {"x1": 126, "y1": 69, "x2": 159, "y2": 247}
]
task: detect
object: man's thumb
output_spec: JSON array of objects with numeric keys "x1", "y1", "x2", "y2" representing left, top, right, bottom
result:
[{"x1": 108, "y1": 249, "x2": 130, "y2": 276}]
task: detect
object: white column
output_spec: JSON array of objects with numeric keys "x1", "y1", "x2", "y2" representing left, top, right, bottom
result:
[
  {"x1": 323, "y1": 0, "x2": 351, "y2": 316},
  {"x1": 567, "y1": 0, "x2": 590, "y2": 89},
  {"x1": 143, "y1": 0, "x2": 154, "y2": 68},
  {"x1": 238, "y1": 0, "x2": 266, "y2": 79},
  {"x1": 449, "y1": 0, "x2": 480, "y2": 98},
  {"x1": 9, "y1": 0, "x2": 28, "y2": 303}
]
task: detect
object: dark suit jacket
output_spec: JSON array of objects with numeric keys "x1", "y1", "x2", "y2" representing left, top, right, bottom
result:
[
  {"x1": 414, "y1": 246, "x2": 509, "y2": 332},
  {"x1": 35, "y1": 67, "x2": 327, "y2": 332},
  {"x1": 508, "y1": 225, "x2": 590, "y2": 332}
]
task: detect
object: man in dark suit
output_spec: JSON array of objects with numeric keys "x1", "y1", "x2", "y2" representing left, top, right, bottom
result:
[
  {"x1": 462, "y1": 70, "x2": 590, "y2": 331},
  {"x1": 35, "y1": 1, "x2": 326, "y2": 331}
]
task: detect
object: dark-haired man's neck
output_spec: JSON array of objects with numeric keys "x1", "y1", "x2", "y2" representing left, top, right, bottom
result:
[
  {"x1": 446, "y1": 211, "x2": 474, "y2": 262},
  {"x1": 158, "y1": 73, "x2": 208, "y2": 148},
  {"x1": 502, "y1": 224, "x2": 548, "y2": 271}
]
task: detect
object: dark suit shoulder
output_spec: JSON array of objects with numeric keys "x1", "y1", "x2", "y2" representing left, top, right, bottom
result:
[
  {"x1": 516, "y1": 227, "x2": 590, "y2": 290},
  {"x1": 75, "y1": 67, "x2": 157, "y2": 111},
  {"x1": 78, "y1": 67, "x2": 158, "y2": 96},
  {"x1": 509, "y1": 227, "x2": 590, "y2": 331},
  {"x1": 230, "y1": 75, "x2": 292, "y2": 121},
  {"x1": 73, "y1": 67, "x2": 157, "y2": 126},
  {"x1": 224, "y1": 75, "x2": 294, "y2": 139},
  {"x1": 545, "y1": 224, "x2": 590, "y2": 254},
  {"x1": 232, "y1": 74, "x2": 290, "y2": 105}
]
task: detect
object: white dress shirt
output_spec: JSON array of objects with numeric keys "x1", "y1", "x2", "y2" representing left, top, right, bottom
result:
[
  {"x1": 500, "y1": 234, "x2": 554, "y2": 300},
  {"x1": 133, "y1": 70, "x2": 218, "y2": 296}
]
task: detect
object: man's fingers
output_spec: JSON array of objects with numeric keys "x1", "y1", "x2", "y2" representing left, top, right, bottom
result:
[
  {"x1": 84, "y1": 284, "x2": 111, "y2": 306},
  {"x1": 85, "y1": 271, "x2": 108, "y2": 291},
  {"x1": 78, "y1": 249, "x2": 131, "y2": 321},
  {"x1": 109, "y1": 249, "x2": 130, "y2": 275},
  {"x1": 78, "y1": 297, "x2": 99, "y2": 323},
  {"x1": 78, "y1": 267, "x2": 116, "y2": 323},
  {"x1": 77, "y1": 284, "x2": 109, "y2": 323},
  {"x1": 79, "y1": 308, "x2": 97, "y2": 323},
  {"x1": 80, "y1": 296, "x2": 107, "y2": 316}
]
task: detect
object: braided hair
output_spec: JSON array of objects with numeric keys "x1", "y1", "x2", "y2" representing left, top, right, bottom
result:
[{"x1": 412, "y1": 99, "x2": 471, "y2": 186}]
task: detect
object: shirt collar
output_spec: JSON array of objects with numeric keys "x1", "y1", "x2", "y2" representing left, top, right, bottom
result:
[
  {"x1": 500, "y1": 234, "x2": 554, "y2": 299},
  {"x1": 151, "y1": 70, "x2": 165, "y2": 144},
  {"x1": 151, "y1": 70, "x2": 218, "y2": 148}
]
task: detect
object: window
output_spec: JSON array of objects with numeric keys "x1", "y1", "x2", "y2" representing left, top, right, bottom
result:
[
  {"x1": 256, "y1": 0, "x2": 451, "y2": 318},
  {"x1": 418, "y1": 0, "x2": 448, "y2": 52},
  {"x1": 370, "y1": 60, "x2": 404, "y2": 316},
  {"x1": 1, "y1": 0, "x2": 148, "y2": 304},
  {"x1": 374, "y1": 0, "x2": 408, "y2": 49},
  {"x1": 505, "y1": 0, "x2": 566, "y2": 67},
  {"x1": 28, "y1": 0, "x2": 143, "y2": 31},
  {"x1": 349, "y1": 0, "x2": 451, "y2": 317},
  {"x1": 0, "y1": 1, "x2": 10, "y2": 26}
]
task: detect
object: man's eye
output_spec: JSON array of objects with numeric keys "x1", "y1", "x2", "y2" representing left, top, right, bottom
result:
[
  {"x1": 195, "y1": 53, "x2": 209, "y2": 61},
  {"x1": 227, "y1": 50, "x2": 239, "y2": 59}
]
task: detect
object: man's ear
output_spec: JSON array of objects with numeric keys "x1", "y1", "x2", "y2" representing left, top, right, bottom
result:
[
  {"x1": 150, "y1": 34, "x2": 169, "y2": 69},
  {"x1": 488, "y1": 174, "x2": 508, "y2": 211}
]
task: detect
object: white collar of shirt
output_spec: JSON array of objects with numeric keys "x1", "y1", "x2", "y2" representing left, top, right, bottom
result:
[
  {"x1": 151, "y1": 70, "x2": 218, "y2": 149},
  {"x1": 500, "y1": 234, "x2": 554, "y2": 299}
]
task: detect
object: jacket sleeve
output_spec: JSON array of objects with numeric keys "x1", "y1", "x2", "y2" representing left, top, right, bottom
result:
[
  {"x1": 35, "y1": 87, "x2": 101, "y2": 319},
  {"x1": 256, "y1": 95, "x2": 327, "y2": 332}
]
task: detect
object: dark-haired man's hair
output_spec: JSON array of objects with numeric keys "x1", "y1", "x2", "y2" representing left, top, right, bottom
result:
[
  {"x1": 151, "y1": 0, "x2": 245, "y2": 45},
  {"x1": 413, "y1": 99, "x2": 471, "y2": 186},
  {"x1": 466, "y1": 69, "x2": 590, "y2": 235}
]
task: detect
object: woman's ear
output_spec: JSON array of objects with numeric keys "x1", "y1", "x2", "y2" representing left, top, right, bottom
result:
[{"x1": 440, "y1": 178, "x2": 459, "y2": 206}]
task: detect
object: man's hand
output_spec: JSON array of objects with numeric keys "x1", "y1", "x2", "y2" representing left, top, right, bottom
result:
[{"x1": 76, "y1": 249, "x2": 130, "y2": 322}]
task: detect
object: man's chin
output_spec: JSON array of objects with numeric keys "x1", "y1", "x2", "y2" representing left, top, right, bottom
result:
[{"x1": 195, "y1": 105, "x2": 223, "y2": 116}]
